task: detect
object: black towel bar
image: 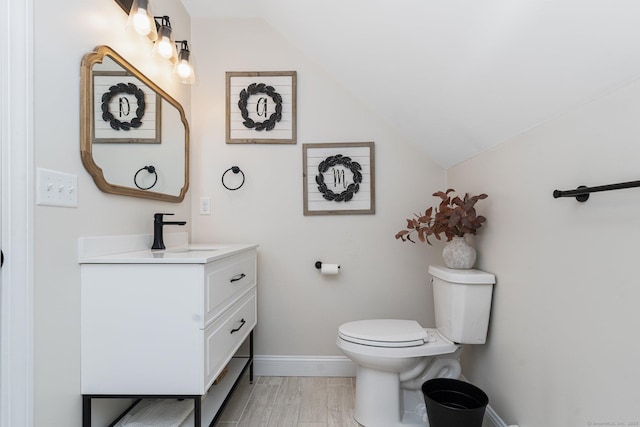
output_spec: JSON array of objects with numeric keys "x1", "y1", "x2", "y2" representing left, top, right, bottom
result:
[{"x1": 553, "y1": 180, "x2": 640, "y2": 202}]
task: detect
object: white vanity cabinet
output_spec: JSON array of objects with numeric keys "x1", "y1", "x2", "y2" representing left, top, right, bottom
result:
[{"x1": 79, "y1": 240, "x2": 258, "y2": 427}]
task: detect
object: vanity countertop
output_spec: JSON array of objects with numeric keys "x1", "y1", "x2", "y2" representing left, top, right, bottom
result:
[{"x1": 78, "y1": 243, "x2": 258, "y2": 264}]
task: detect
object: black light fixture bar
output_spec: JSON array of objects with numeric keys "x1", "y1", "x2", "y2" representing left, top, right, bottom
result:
[
  {"x1": 114, "y1": 0, "x2": 133, "y2": 13},
  {"x1": 175, "y1": 40, "x2": 190, "y2": 51},
  {"x1": 155, "y1": 15, "x2": 171, "y2": 28}
]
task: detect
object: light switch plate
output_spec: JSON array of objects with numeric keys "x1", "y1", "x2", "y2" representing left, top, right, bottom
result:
[{"x1": 37, "y1": 168, "x2": 78, "y2": 207}]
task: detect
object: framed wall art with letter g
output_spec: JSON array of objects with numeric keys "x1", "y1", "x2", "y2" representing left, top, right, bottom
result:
[{"x1": 226, "y1": 71, "x2": 297, "y2": 144}]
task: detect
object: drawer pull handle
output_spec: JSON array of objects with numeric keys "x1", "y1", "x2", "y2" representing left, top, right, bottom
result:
[
  {"x1": 230, "y1": 318, "x2": 246, "y2": 334},
  {"x1": 230, "y1": 273, "x2": 246, "y2": 283}
]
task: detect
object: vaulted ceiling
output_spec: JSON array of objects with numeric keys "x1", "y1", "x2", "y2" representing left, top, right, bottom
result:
[{"x1": 181, "y1": 0, "x2": 640, "y2": 167}]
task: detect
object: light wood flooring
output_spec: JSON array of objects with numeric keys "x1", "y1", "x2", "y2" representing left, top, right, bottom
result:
[
  {"x1": 213, "y1": 376, "x2": 361, "y2": 427},
  {"x1": 213, "y1": 375, "x2": 493, "y2": 427}
]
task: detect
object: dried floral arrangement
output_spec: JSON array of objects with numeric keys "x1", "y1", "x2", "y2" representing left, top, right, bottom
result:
[{"x1": 395, "y1": 189, "x2": 488, "y2": 245}]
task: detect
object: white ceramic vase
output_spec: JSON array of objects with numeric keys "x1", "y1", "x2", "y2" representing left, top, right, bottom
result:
[{"x1": 442, "y1": 236, "x2": 476, "y2": 269}]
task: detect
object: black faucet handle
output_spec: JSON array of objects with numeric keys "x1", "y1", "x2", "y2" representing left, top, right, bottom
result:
[
  {"x1": 154, "y1": 213, "x2": 174, "y2": 222},
  {"x1": 152, "y1": 213, "x2": 183, "y2": 250}
]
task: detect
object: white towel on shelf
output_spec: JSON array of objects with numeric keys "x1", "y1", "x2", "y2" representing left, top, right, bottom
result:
[{"x1": 114, "y1": 398, "x2": 194, "y2": 427}]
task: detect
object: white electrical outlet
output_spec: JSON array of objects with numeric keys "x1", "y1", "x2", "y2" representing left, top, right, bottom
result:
[
  {"x1": 37, "y1": 168, "x2": 78, "y2": 207},
  {"x1": 199, "y1": 196, "x2": 211, "y2": 215}
]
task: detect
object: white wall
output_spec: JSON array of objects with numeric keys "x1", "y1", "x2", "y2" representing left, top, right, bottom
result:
[
  {"x1": 33, "y1": 0, "x2": 191, "y2": 425},
  {"x1": 35, "y1": 3, "x2": 640, "y2": 426},
  {"x1": 31, "y1": 5, "x2": 446, "y2": 426},
  {"x1": 189, "y1": 18, "x2": 446, "y2": 357},
  {"x1": 448, "y1": 78, "x2": 640, "y2": 425}
]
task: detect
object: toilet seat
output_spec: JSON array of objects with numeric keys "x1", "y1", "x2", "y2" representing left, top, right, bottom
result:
[
  {"x1": 337, "y1": 326, "x2": 458, "y2": 358},
  {"x1": 339, "y1": 319, "x2": 429, "y2": 348},
  {"x1": 337, "y1": 319, "x2": 459, "y2": 357}
]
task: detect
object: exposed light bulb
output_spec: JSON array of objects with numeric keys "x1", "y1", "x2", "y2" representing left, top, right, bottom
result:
[
  {"x1": 132, "y1": 8, "x2": 151, "y2": 36},
  {"x1": 157, "y1": 37, "x2": 174, "y2": 59},
  {"x1": 152, "y1": 24, "x2": 177, "y2": 60},
  {"x1": 172, "y1": 45, "x2": 196, "y2": 84},
  {"x1": 126, "y1": 0, "x2": 157, "y2": 41},
  {"x1": 176, "y1": 60, "x2": 192, "y2": 79}
]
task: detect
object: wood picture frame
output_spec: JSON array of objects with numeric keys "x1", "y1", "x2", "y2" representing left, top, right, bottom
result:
[
  {"x1": 226, "y1": 71, "x2": 297, "y2": 144},
  {"x1": 93, "y1": 71, "x2": 162, "y2": 144},
  {"x1": 303, "y1": 142, "x2": 375, "y2": 215},
  {"x1": 81, "y1": 45, "x2": 189, "y2": 203}
]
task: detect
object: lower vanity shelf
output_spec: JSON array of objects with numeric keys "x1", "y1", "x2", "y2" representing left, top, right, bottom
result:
[
  {"x1": 180, "y1": 355, "x2": 251, "y2": 427},
  {"x1": 82, "y1": 340, "x2": 253, "y2": 427}
]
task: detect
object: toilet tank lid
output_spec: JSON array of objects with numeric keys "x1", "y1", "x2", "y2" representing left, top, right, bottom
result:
[{"x1": 429, "y1": 265, "x2": 495, "y2": 284}]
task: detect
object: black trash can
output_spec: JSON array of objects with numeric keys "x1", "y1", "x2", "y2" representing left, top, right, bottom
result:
[{"x1": 421, "y1": 378, "x2": 488, "y2": 427}]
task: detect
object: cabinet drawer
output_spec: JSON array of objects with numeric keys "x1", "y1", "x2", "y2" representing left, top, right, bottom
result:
[
  {"x1": 204, "y1": 250, "x2": 256, "y2": 326},
  {"x1": 204, "y1": 289, "x2": 256, "y2": 389}
]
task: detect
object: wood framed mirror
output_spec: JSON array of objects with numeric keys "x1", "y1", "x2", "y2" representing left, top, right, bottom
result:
[{"x1": 80, "y1": 45, "x2": 189, "y2": 202}]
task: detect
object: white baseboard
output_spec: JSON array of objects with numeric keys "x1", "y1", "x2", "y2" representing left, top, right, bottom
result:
[
  {"x1": 254, "y1": 355, "x2": 356, "y2": 377},
  {"x1": 484, "y1": 404, "x2": 513, "y2": 427},
  {"x1": 459, "y1": 375, "x2": 514, "y2": 427}
]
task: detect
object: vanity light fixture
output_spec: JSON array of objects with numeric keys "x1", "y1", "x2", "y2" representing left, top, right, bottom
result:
[
  {"x1": 172, "y1": 40, "x2": 196, "y2": 84},
  {"x1": 126, "y1": 0, "x2": 157, "y2": 40},
  {"x1": 152, "y1": 16, "x2": 178, "y2": 61},
  {"x1": 115, "y1": 0, "x2": 197, "y2": 84}
]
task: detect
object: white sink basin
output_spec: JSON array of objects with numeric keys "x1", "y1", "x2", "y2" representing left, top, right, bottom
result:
[
  {"x1": 168, "y1": 248, "x2": 218, "y2": 253},
  {"x1": 78, "y1": 234, "x2": 257, "y2": 264},
  {"x1": 165, "y1": 245, "x2": 227, "y2": 254}
]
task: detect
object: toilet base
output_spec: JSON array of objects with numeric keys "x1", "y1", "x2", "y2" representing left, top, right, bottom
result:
[
  {"x1": 353, "y1": 366, "x2": 433, "y2": 427},
  {"x1": 354, "y1": 366, "x2": 405, "y2": 427},
  {"x1": 351, "y1": 353, "x2": 463, "y2": 427}
]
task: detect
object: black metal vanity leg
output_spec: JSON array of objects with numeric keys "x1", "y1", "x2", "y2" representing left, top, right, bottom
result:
[
  {"x1": 82, "y1": 396, "x2": 91, "y2": 427},
  {"x1": 249, "y1": 331, "x2": 254, "y2": 384},
  {"x1": 194, "y1": 396, "x2": 201, "y2": 427}
]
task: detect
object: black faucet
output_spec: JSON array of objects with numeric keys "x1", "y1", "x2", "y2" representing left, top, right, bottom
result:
[{"x1": 152, "y1": 213, "x2": 187, "y2": 249}]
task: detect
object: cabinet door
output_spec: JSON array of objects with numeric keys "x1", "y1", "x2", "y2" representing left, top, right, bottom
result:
[{"x1": 81, "y1": 264, "x2": 204, "y2": 394}]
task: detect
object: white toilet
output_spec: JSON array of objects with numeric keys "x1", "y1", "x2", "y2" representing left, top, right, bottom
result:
[{"x1": 337, "y1": 265, "x2": 495, "y2": 427}]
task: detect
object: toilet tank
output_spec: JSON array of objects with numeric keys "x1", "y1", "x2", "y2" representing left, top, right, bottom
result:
[{"x1": 428, "y1": 265, "x2": 495, "y2": 344}]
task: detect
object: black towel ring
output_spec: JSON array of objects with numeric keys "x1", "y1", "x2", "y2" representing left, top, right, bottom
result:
[
  {"x1": 134, "y1": 165, "x2": 158, "y2": 190},
  {"x1": 222, "y1": 166, "x2": 245, "y2": 191}
]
